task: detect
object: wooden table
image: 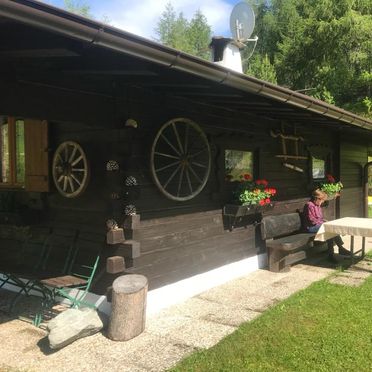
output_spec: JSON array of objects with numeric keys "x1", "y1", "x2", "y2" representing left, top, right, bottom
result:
[{"x1": 315, "y1": 217, "x2": 370, "y2": 263}]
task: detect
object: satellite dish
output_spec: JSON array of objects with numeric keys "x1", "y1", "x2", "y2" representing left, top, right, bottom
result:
[{"x1": 229, "y1": 2, "x2": 255, "y2": 41}]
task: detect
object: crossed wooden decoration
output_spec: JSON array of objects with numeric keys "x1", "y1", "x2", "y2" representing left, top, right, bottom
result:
[{"x1": 270, "y1": 126, "x2": 307, "y2": 173}]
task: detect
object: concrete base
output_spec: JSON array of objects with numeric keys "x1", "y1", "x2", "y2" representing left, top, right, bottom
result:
[
  {"x1": 3, "y1": 235, "x2": 369, "y2": 318},
  {"x1": 1, "y1": 253, "x2": 268, "y2": 317}
]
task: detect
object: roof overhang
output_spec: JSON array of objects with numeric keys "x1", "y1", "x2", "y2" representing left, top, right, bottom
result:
[{"x1": 1, "y1": 0, "x2": 371, "y2": 131}]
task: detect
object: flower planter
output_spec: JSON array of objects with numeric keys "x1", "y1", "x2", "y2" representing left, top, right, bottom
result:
[
  {"x1": 223, "y1": 203, "x2": 274, "y2": 231},
  {"x1": 223, "y1": 204, "x2": 258, "y2": 217},
  {"x1": 223, "y1": 204, "x2": 258, "y2": 231},
  {"x1": 325, "y1": 192, "x2": 340, "y2": 200}
]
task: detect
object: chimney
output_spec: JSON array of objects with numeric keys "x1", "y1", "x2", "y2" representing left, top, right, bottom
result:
[{"x1": 210, "y1": 36, "x2": 245, "y2": 74}]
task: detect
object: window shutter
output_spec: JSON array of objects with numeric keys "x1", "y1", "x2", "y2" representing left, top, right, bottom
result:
[{"x1": 24, "y1": 119, "x2": 49, "y2": 192}]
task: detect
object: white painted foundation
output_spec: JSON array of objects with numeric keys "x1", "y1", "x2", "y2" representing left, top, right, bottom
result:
[{"x1": 1, "y1": 253, "x2": 268, "y2": 317}]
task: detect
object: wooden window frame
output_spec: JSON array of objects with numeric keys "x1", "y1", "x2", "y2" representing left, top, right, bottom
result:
[
  {"x1": 0, "y1": 116, "x2": 49, "y2": 192},
  {"x1": 0, "y1": 117, "x2": 23, "y2": 189},
  {"x1": 224, "y1": 148, "x2": 257, "y2": 183},
  {"x1": 311, "y1": 156, "x2": 326, "y2": 180},
  {"x1": 308, "y1": 145, "x2": 332, "y2": 184}
]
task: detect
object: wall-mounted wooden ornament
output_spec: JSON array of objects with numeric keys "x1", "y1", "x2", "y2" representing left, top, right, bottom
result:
[
  {"x1": 283, "y1": 162, "x2": 304, "y2": 173},
  {"x1": 270, "y1": 129, "x2": 308, "y2": 160}
]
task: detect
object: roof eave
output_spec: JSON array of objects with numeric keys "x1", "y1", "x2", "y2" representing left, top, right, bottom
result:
[{"x1": 1, "y1": 0, "x2": 372, "y2": 130}]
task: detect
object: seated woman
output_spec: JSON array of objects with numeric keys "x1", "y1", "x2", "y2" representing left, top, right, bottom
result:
[{"x1": 303, "y1": 189, "x2": 350, "y2": 261}]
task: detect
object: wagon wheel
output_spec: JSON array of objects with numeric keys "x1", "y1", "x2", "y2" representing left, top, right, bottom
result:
[
  {"x1": 52, "y1": 141, "x2": 89, "y2": 198},
  {"x1": 150, "y1": 118, "x2": 211, "y2": 201}
]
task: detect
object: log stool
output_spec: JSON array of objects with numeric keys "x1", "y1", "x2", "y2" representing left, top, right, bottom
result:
[{"x1": 107, "y1": 274, "x2": 148, "y2": 341}]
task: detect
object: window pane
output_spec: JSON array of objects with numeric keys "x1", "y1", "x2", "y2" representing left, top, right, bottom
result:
[
  {"x1": 15, "y1": 119, "x2": 25, "y2": 184},
  {"x1": 312, "y1": 157, "x2": 325, "y2": 179},
  {"x1": 0, "y1": 116, "x2": 10, "y2": 183},
  {"x1": 225, "y1": 149, "x2": 253, "y2": 181}
]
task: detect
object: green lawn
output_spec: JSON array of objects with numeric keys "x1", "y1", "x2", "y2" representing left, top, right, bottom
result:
[{"x1": 171, "y1": 259, "x2": 372, "y2": 371}]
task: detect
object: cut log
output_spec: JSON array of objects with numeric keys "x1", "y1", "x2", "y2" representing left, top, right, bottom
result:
[{"x1": 107, "y1": 274, "x2": 148, "y2": 341}]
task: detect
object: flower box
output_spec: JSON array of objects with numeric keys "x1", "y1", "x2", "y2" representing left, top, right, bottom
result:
[
  {"x1": 325, "y1": 192, "x2": 340, "y2": 200},
  {"x1": 231, "y1": 174, "x2": 277, "y2": 208},
  {"x1": 223, "y1": 204, "x2": 258, "y2": 217},
  {"x1": 223, "y1": 203, "x2": 275, "y2": 231},
  {"x1": 223, "y1": 204, "x2": 259, "y2": 231},
  {"x1": 320, "y1": 174, "x2": 343, "y2": 198}
]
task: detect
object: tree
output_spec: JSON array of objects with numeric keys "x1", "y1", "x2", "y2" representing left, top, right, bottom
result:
[
  {"x1": 243, "y1": 0, "x2": 372, "y2": 118},
  {"x1": 187, "y1": 10, "x2": 212, "y2": 60},
  {"x1": 245, "y1": 54, "x2": 277, "y2": 84},
  {"x1": 155, "y1": 3, "x2": 212, "y2": 60},
  {"x1": 63, "y1": 0, "x2": 92, "y2": 17},
  {"x1": 63, "y1": 0, "x2": 111, "y2": 24},
  {"x1": 155, "y1": 2, "x2": 177, "y2": 47}
]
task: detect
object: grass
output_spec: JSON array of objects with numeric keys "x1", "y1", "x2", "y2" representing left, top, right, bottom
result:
[{"x1": 171, "y1": 256, "x2": 372, "y2": 371}]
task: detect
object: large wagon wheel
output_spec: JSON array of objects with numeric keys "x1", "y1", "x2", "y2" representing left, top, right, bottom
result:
[
  {"x1": 52, "y1": 141, "x2": 89, "y2": 198},
  {"x1": 150, "y1": 118, "x2": 211, "y2": 201}
]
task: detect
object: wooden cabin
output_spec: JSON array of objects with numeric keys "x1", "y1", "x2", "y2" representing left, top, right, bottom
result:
[{"x1": 1, "y1": 0, "x2": 372, "y2": 313}]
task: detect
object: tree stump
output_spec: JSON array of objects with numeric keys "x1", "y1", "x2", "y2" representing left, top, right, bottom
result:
[{"x1": 107, "y1": 274, "x2": 148, "y2": 341}]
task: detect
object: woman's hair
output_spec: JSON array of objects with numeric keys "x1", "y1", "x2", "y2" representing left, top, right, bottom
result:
[{"x1": 311, "y1": 189, "x2": 327, "y2": 201}]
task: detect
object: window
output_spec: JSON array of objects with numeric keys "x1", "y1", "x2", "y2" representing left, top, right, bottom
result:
[
  {"x1": 308, "y1": 145, "x2": 331, "y2": 182},
  {"x1": 311, "y1": 156, "x2": 325, "y2": 179},
  {"x1": 0, "y1": 116, "x2": 49, "y2": 191},
  {"x1": 0, "y1": 117, "x2": 10, "y2": 183},
  {"x1": 0, "y1": 116, "x2": 25, "y2": 186},
  {"x1": 225, "y1": 149, "x2": 253, "y2": 181}
]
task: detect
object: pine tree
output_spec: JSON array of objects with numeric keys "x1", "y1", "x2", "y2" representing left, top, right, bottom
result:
[{"x1": 155, "y1": 3, "x2": 212, "y2": 60}]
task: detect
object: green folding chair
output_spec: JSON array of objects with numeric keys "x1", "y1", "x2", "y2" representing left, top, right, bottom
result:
[
  {"x1": 0, "y1": 226, "x2": 51, "y2": 297},
  {"x1": 7, "y1": 227, "x2": 78, "y2": 326},
  {"x1": 36, "y1": 231, "x2": 103, "y2": 311}
]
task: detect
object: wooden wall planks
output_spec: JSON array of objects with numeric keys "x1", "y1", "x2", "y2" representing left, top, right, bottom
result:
[
  {"x1": 339, "y1": 133, "x2": 367, "y2": 217},
  {"x1": 1, "y1": 82, "x2": 372, "y2": 292}
]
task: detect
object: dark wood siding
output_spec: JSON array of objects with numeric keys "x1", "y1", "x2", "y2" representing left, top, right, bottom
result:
[
  {"x1": 339, "y1": 133, "x2": 368, "y2": 217},
  {"x1": 2, "y1": 81, "x2": 372, "y2": 293}
]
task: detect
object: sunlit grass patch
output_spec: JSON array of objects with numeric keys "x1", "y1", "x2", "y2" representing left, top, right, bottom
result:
[{"x1": 171, "y1": 276, "x2": 372, "y2": 371}]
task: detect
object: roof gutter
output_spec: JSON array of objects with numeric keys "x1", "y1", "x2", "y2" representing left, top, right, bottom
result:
[{"x1": 2, "y1": 0, "x2": 372, "y2": 130}]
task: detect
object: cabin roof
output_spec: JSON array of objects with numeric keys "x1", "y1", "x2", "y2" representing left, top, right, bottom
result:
[{"x1": 1, "y1": 0, "x2": 371, "y2": 131}]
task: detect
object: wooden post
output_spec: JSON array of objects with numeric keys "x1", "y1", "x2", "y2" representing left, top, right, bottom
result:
[{"x1": 107, "y1": 274, "x2": 148, "y2": 341}]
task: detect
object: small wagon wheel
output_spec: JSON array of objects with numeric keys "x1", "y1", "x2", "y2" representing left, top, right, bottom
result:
[
  {"x1": 52, "y1": 141, "x2": 89, "y2": 198},
  {"x1": 150, "y1": 118, "x2": 211, "y2": 201}
]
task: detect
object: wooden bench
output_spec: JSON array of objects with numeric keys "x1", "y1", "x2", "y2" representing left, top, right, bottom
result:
[{"x1": 260, "y1": 212, "x2": 318, "y2": 272}]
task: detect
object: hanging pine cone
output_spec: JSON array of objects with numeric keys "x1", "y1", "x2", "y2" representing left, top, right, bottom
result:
[
  {"x1": 124, "y1": 204, "x2": 137, "y2": 216},
  {"x1": 106, "y1": 160, "x2": 120, "y2": 171},
  {"x1": 124, "y1": 175, "x2": 138, "y2": 186},
  {"x1": 106, "y1": 219, "x2": 118, "y2": 230}
]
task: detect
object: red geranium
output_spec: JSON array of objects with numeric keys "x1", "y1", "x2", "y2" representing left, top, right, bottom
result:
[
  {"x1": 326, "y1": 174, "x2": 335, "y2": 183},
  {"x1": 255, "y1": 179, "x2": 268, "y2": 187},
  {"x1": 236, "y1": 175, "x2": 277, "y2": 206}
]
